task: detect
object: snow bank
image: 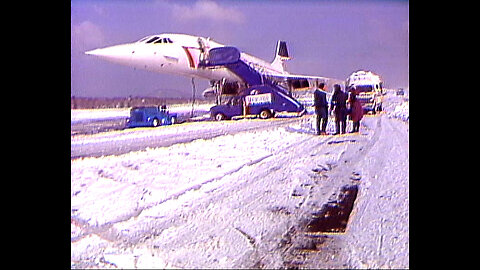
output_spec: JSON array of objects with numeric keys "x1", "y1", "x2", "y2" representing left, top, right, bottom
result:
[{"x1": 388, "y1": 101, "x2": 409, "y2": 122}]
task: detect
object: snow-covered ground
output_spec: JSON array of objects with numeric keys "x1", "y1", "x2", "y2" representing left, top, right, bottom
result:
[
  {"x1": 71, "y1": 108, "x2": 130, "y2": 124},
  {"x1": 71, "y1": 90, "x2": 408, "y2": 268},
  {"x1": 388, "y1": 101, "x2": 409, "y2": 122}
]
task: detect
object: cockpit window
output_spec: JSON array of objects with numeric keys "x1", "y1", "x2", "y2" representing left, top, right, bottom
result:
[
  {"x1": 146, "y1": 37, "x2": 160, "y2": 43},
  {"x1": 137, "y1": 36, "x2": 151, "y2": 43},
  {"x1": 137, "y1": 36, "x2": 173, "y2": 44},
  {"x1": 153, "y1": 37, "x2": 174, "y2": 44}
]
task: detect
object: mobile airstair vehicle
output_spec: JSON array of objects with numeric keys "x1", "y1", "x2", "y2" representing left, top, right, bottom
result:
[{"x1": 198, "y1": 47, "x2": 306, "y2": 120}]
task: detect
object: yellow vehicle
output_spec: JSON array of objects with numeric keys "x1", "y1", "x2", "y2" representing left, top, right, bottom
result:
[{"x1": 346, "y1": 70, "x2": 385, "y2": 114}]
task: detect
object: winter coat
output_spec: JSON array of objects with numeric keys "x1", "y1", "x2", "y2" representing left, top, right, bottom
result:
[
  {"x1": 350, "y1": 99, "x2": 364, "y2": 122},
  {"x1": 331, "y1": 89, "x2": 348, "y2": 119},
  {"x1": 313, "y1": 89, "x2": 328, "y2": 117}
]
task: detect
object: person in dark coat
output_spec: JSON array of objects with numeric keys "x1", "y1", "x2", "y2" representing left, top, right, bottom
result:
[
  {"x1": 313, "y1": 83, "x2": 329, "y2": 135},
  {"x1": 330, "y1": 84, "x2": 348, "y2": 135},
  {"x1": 348, "y1": 91, "x2": 364, "y2": 133}
]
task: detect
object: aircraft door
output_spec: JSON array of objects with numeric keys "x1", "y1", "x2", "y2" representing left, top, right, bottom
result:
[{"x1": 197, "y1": 37, "x2": 211, "y2": 65}]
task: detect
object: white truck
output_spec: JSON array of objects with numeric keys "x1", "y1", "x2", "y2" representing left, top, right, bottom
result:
[{"x1": 346, "y1": 70, "x2": 385, "y2": 114}]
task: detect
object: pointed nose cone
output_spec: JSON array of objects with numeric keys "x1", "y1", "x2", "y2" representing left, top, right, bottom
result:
[
  {"x1": 85, "y1": 44, "x2": 135, "y2": 66},
  {"x1": 84, "y1": 48, "x2": 103, "y2": 56}
]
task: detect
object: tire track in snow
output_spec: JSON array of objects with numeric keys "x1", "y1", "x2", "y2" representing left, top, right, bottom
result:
[
  {"x1": 71, "y1": 116, "x2": 370, "y2": 267},
  {"x1": 71, "y1": 118, "x2": 331, "y2": 247},
  {"x1": 128, "y1": 127, "x2": 336, "y2": 222}
]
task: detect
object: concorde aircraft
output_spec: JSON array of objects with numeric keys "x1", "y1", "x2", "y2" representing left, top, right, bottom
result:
[{"x1": 85, "y1": 33, "x2": 342, "y2": 97}]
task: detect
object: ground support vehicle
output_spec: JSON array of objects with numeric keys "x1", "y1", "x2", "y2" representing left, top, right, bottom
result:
[
  {"x1": 346, "y1": 70, "x2": 385, "y2": 114},
  {"x1": 210, "y1": 85, "x2": 305, "y2": 121},
  {"x1": 126, "y1": 106, "x2": 177, "y2": 128}
]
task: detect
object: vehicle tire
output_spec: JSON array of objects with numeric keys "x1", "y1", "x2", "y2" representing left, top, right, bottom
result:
[
  {"x1": 215, "y1": 113, "x2": 226, "y2": 121},
  {"x1": 259, "y1": 109, "x2": 271, "y2": 119},
  {"x1": 152, "y1": 118, "x2": 160, "y2": 127}
]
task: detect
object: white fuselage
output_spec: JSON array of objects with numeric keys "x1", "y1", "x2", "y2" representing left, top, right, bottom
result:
[{"x1": 85, "y1": 33, "x2": 286, "y2": 84}]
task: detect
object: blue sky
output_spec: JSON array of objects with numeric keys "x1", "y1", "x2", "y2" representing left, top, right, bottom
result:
[{"x1": 71, "y1": 0, "x2": 408, "y2": 98}]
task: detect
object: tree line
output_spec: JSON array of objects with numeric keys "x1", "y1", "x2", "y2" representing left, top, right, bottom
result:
[{"x1": 71, "y1": 96, "x2": 207, "y2": 109}]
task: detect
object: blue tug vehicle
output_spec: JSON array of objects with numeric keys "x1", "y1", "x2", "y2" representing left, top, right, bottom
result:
[{"x1": 126, "y1": 105, "x2": 177, "y2": 128}]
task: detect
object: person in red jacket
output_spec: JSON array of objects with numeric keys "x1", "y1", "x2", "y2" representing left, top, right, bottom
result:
[{"x1": 348, "y1": 91, "x2": 364, "y2": 133}]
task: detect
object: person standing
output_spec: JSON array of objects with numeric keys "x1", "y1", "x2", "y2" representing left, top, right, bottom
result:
[
  {"x1": 348, "y1": 91, "x2": 364, "y2": 133},
  {"x1": 330, "y1": 84, "x2": 348, "y2": 135},
  {"x1": 313, "y1": 83, "x2": 329, "y2": 135}
]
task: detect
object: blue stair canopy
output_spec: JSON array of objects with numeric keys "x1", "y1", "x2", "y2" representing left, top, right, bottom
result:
[
  {"x1": 199, "y1": 46, "x2": 241, "y2": 66},
  {"x1": 198, "y1": 46, "x2": 264, "y2": 86}
]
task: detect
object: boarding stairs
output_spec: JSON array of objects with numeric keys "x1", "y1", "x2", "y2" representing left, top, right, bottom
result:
[{"x1": 198, "y1": 46, "x2": 304, "y2": 115}]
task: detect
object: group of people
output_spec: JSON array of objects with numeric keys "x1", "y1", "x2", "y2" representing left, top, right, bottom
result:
[{"x1": 313, "y1": 83, "x2": 364, "y2": 135}]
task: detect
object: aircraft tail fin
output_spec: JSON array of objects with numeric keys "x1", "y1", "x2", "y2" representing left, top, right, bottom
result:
[{"x1": 271, "y1": 40, "x2": 291, "y2": 72}]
